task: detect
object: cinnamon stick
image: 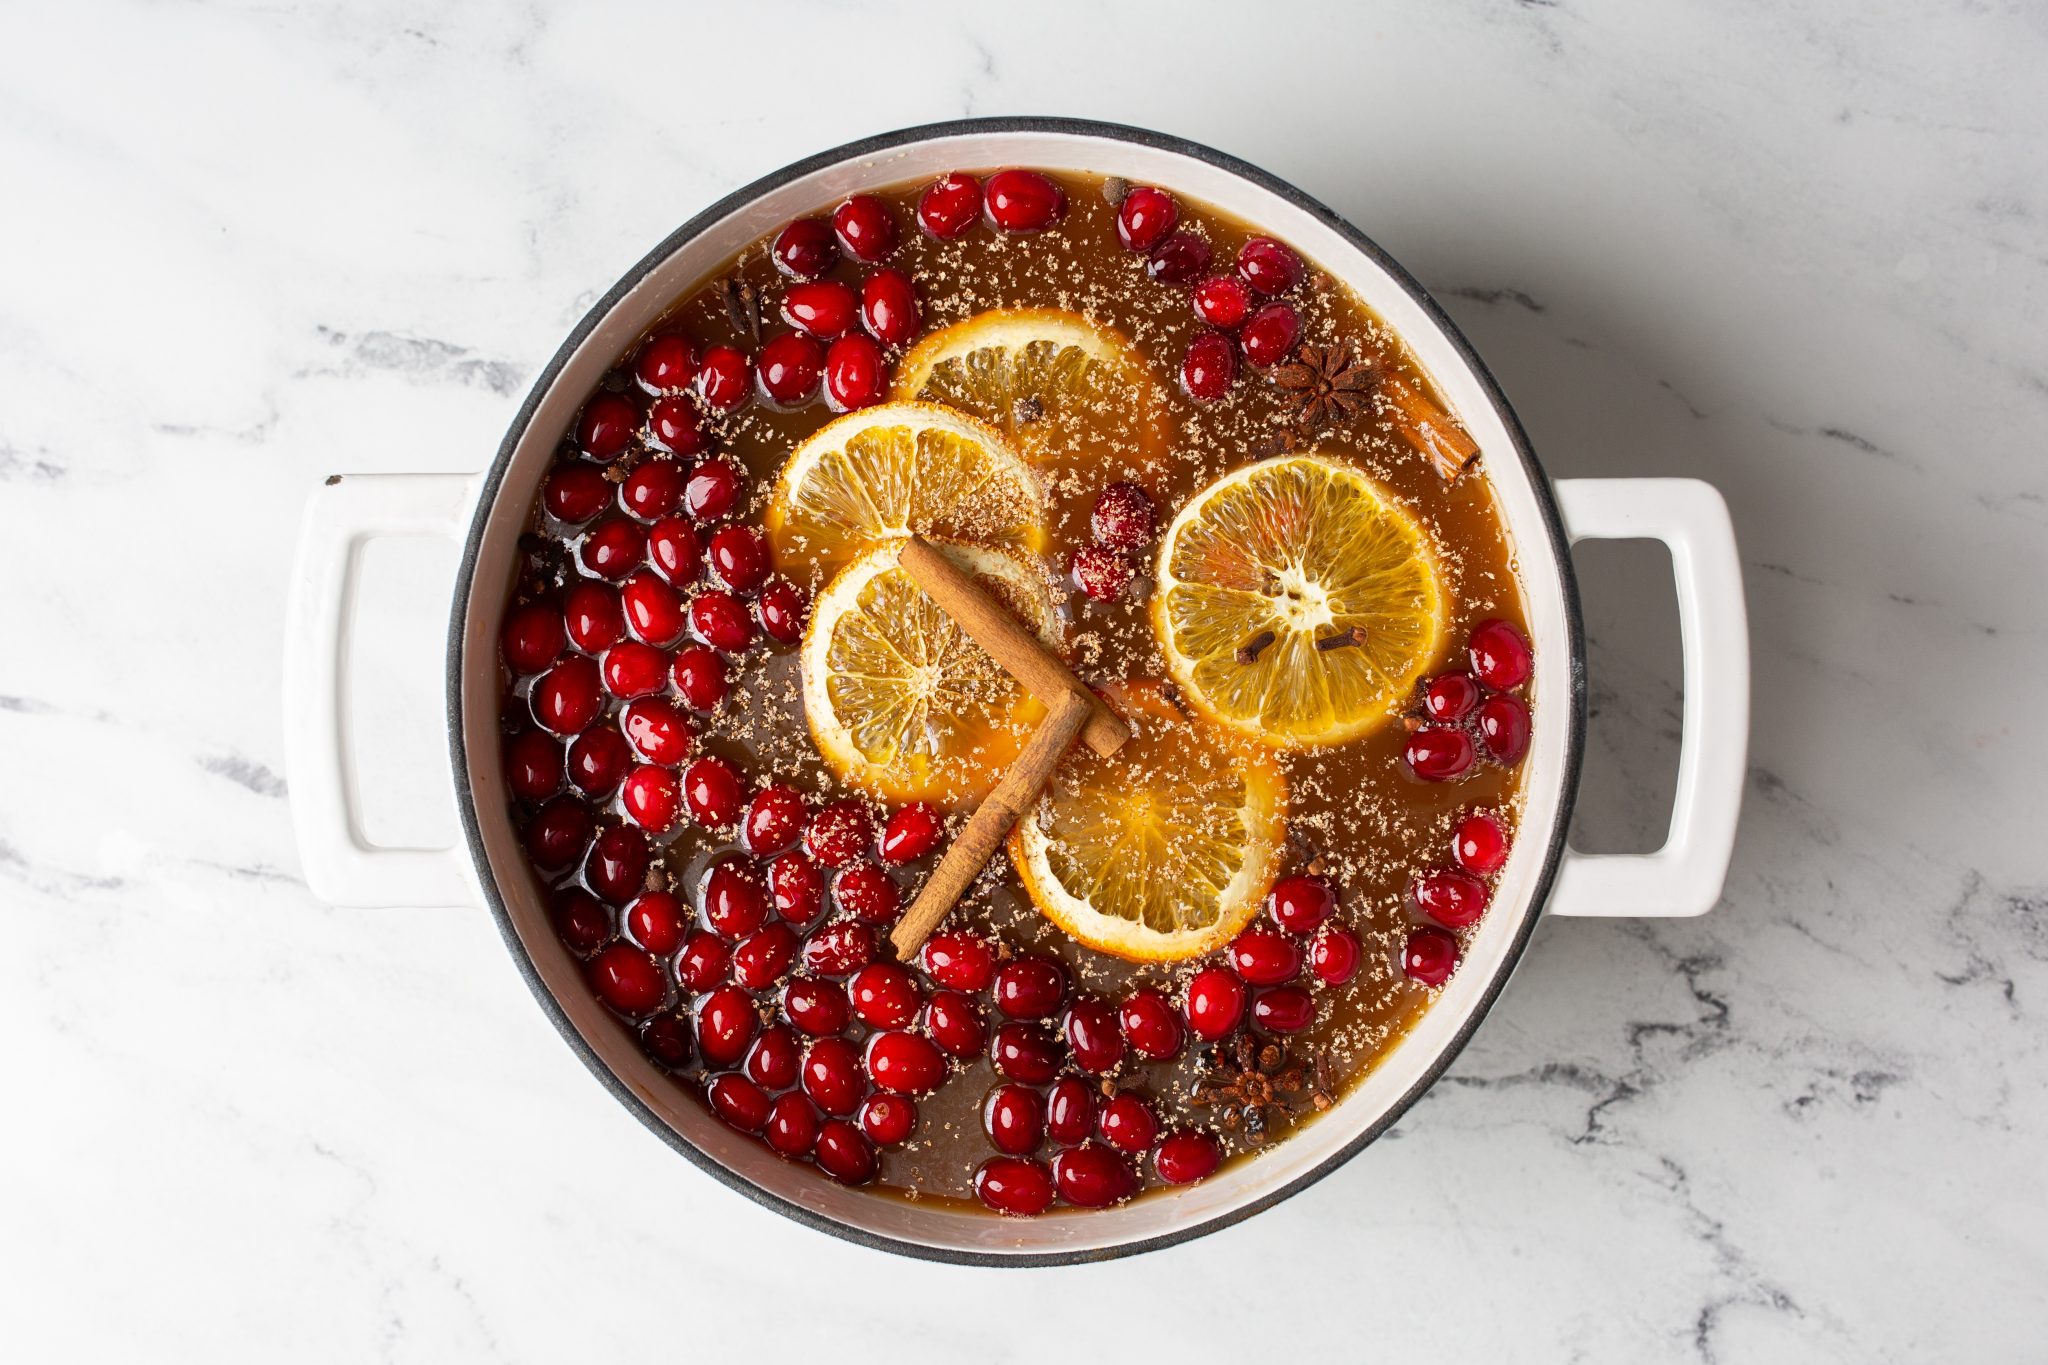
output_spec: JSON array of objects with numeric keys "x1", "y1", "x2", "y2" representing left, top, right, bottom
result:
[
  {"x1": 889, "y1": 690, "x2": 1091, "y2": 960},
  {"x1": 1381, "y1": 375, "x2": 1480, "y2": 481},
  {"x1": 895, "y1": 536, "x2": 1131, "y2": 758}
]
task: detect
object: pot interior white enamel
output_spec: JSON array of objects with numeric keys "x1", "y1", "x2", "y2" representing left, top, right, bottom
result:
[{"x1": 454, "y1": 122, "x2": 1578, "y2": 1261}]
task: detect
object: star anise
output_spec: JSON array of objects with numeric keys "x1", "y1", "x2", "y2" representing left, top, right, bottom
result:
[
  {"x1": 1190, "y1": 1034, "x2": 1334, "y2": 1143},
  {"x1": 1270, "y1": 345, "x2": 1379, "y2": 432}
]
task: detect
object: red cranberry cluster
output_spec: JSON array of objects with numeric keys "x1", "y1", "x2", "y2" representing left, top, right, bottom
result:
[
  {"x1": 915, "y1": 168, "x2": 1068, "y2": 239},
  {"x1": 761, "y1": 194, "x2": 931, "y2": 411},
  {"x1": 1068, "y1": 480, "x2": 1157, "y2": 603},
  {"x1": 1400, "y1": 809, "x2": 1514, "y2": 987},
  {"x1": 1402, "y1": 618, "x2": 1533, "y2": 782},
  {"x1": 1110, "y1": 184, "x2": 1307, "y2": 404}
]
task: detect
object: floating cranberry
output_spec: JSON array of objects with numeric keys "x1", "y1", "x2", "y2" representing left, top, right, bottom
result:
[
  {"x1": 920, "y1": 929, "x2": 996, "y2": 991},
  {"x1": 984, "y1": 1084, "x2": 1045, "y2": 1155},
  {"x1": 587, "y1": 941, "x2": 665, "y2": 1016},
  {"x1": 624, "y1": 890, "x2": 685, "y2": 956},
  {"x1": 814, "y1": 1119, "x2": 877, "y2": 1185},
  {"x1": 704, "y1": 528, "x2": 768, "y2": 598},
  {"x1": 695, "y1": 346, "x2": 751, "y2": 413},
  {"x1": 771, "y1": 217, "x2": 838, "y2": 280},
  {"x1": 1090, "y1": 481, "x2": 1155, "y2": 551},
  {"x1": 1147, "y1": 230, "x2": 1212, "y2": 285},
  {"x1": 1240, "y1": 302, "x2": 1301, "y2": 368},
  {"x1": 531, "y1": 655, "x2": 603, "y2": 735},
  {"x1": 876, "y1": 803, "x2": 940, "y2": 865},
  {"x1": 764, "y1": 1092, "x2": 821, "y2": 1158},
  {"x1": 640, "y1": 1013, "x2": 692, "y2": 1067},
  {"x1": 849, "y1": 961, "x2": 921, "y2": 1030},
  {"x1": 1153, "y1": 1129, "x2": 1223, "y2": 1184},
  {"x1": 1052, "y1": 1142, "x2": 1136, "y2": 1208},
  {"x1": 1045, "y1": 1076, "x2": 1095, "y2": 1144},
  {"x1": 780, "y1": 279, "x2": 858, "y2": 339},
  {"x1": 681, "y1": 755, "x2": 744, "y2": 828},
  {"x1": 524, "y1": 796, "x2": 593, "y2": 871},
  {"x1": 801, "y1": 1036, "x2": 866, "y2": 1116},
  {"x1": 701, "y1": 858, "x2": 768, "y2": 940},
  {"x1": 645, "y1": 397, "x2": 708, "y2": 458},
  {"x1": 766, "y1": 852, "x2": 825, "y2": 926},
  {"x1": 622, "y1": 764, "x2": 682, "y2": 833},
  {"x1": 923, "y1": 990, "x2": 986, "y2": 1058},
  {"x1": 622, "y1": 458, "x2": 686, "y2": 522},
  {"x1": 1228, "y1": 922, "x2": 1303, "y2": 985},
  {"x1": 732, "y1": 921, "x2": 799, "y2": 991},
  {"x1": 865, "y1": 1029, "x2": 946, "y2": 1095},
  {"x1": 1468, "y1": 618, "x2": 1532, "y2": 690},
  {"x1": 1236, "y1": 236, "x2": 1304, "y2": 296},
  {"x1": 804, "y1": 799, "x2": 874, "y2": 868},
  {"x1": 1184, "y1": 966, "x2": 1247, "y2": 1041},
  {"x1": 994, "y1": 956, "x2": 1068, "y2": 1020},
  {"x1": 586, "y1": 825, "x2": 649, "y2": 905},
  {"x1": 620, "y1": 571, "x2": 686, "y2": 647},
  {"x1": 646, "y1": 516, "x2": 701, "y2": 587},
  {"x1": 550, "y1": 886, "x2": 609, "y2": 956},
  {"x1": 1191, "y1": 274, "x2": 1252, "y2": 329},
  {"x1": 917, "y1": 172, "x2": 982, "y2": 239},
  {"x1": 1064, "y1": 997, "x2": 1126, "y2": 1074},
  {"x1": 1453, "y1": 811, "x2": 1510, "y2": 875},
  {"x1": 859, "y1": 268, "x2": 920, "y2": 347},
  {"x1": 1268, "y1": 874, "x2": 1336, "y2": 934},
  {"x1": 756, "y1": 332, "x2": 825, "y2": 407},
  {"x1": 859, "y1": 1093, "x2": 918, "y2": 1146},
  {"x1": 1424, "y1": 672, "x2": 1482, "y2": 722},
  {"x1": 745, "y1": 1024, "x2": 802, "y2": 1091},
  {"x1": 682, "y1": 459, "x2": 742, "y2": 522},
  {"x1": 1115, "y1": 186, "x2": 1178, "y2": 253},
  {"x1": 1252, "y1": 984, "x2": 1316, "y2": 1034},
  {"x1": 990, "y1": 1020, "x2": 1060, "y2": 1084},
  {"x1": 742, "y1": 785, "x2": 806, "y2": 856},
  {"x1": 984, "y1": 169, "x2": 1065, "y2": 232},
  {"x1": 576, "y1": 392, "x2": 638, "y2": 462},
  {"x1": 671, "y1": 645, "x2": 728, "y2": 711},
  {"x1": 567, "y1": 726, "x2": 632, "y2": 797},
  {"x1": 1118, "y1": 988, "x2": 1185, "y2": 1061},
  {"x1": 690, "y1": 591, "x2": 756, "y2": 653},
  {"x1": 501, "y1": 601, "x2": 565, "y2": 675},
  {"x1": 506, "y1": 729, "x2": 564, "y2": 803},
  {"x1": 834, "y1": 864, "x2": 900, "y2": 924},
  {"x1": 1405, "y1": 727, "x2": 1476, "y2": 781},
  {"x1": 1412, "y1": 868, "x2": 1489, "y2": 928},
  {"x1": 621, "y1": 697, "x2": 691, "y2": 766},
  {"x1": 824, "y1": 333, "x2": 888, "y2": 412},
  {"x1": 676, "y1": 931, "x2": 732, "y2": 993},
  {"x1": 1097, "y1": 1092, "x2": 1159, "y2": 1154},
  {"x1": 1311, "y1": 923, "x2": 1363, "y2": 985},
  {"x1": 544, "y1": 461, "x2": 611, "y2": 524},
  {"x1": 696, "y1": 984, "x2": 759, "y2": 1067},
  {"x1": 975, "y1": 1157, "x2": 1054, "y2": 1215},
  {"x1": 706, "y1": 1073, "x2": 770, "y2": 1133},
  {"x1": 1402, "y1": 926, "x2": 1460, "y2": 985},
  {"x1": 801, "y1": 921, "x2": 876, "y2": 979},
  {"x1": 579, "y1": 516, "x2": 646, "y2": 580},
  {"x1": 634, "y1": 332, "x2": 696, "y2": 395},
  {"x1": 755, "y1": 580, "x2": 808, "y2": 645},
  {"x1": 1180, "y1": 330, "x2": 1236, "y2": 401},
  {"x1": 602, "y1": 642, "x2": 669, "y2": 699},
  {"x1": 832, "y1": 194, "x2": 899, "y2": 262},
  {"x1": 1476, "y1": 694, "x2": 1531, "y2": 764},
  {"x1": 782, "y1": 975, "x2": 849, "y2": 1036},
  {"x1": 561, "y1": 581, "x2": 623, "y2": 654},
  {"x1": 1071, "y1": 545, "x2": 1134, "y2": 601}
]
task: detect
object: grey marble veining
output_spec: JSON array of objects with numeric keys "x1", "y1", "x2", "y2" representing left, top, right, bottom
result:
[{"x1": 2, "y1": 1, "x2": 2043, "y2": 1360}]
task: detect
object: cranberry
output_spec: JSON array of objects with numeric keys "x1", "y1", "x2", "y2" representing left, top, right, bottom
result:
[
  {"x1": 1424, "y1": 672, "x2": 1482, "y2": 722},
  {"x1": 621, "y1": 697, "x2": 691, "y2": 765},
  {"x1": 983, "y1": 169, "x2": 1065, "y2": 232},
  {"x1": 1090, "y1": 481, "x2": 1156, "y2": 552},
  {"x1": 1310, "y1": 923, "x2": 1363, "y2": 985},
  {"x1": 506, "y1": 729, "x2": 564, "y2": 803},
  {"x1": 1115, "y1": 186, "x2": 1178, "y2": 253},
  {"x1": 917, "y1": 173, "x2": 982, "y2": 239},
  {"x1": 700, "y1": 858, "x2": 768, "y2": 940},
  {"x1": 621, "y1": 764, "x2": 682, "y2": 832},
  {"x1": 705, "y1": 531, "x2": 769, "y2": 602},
  {"x1": 1267, "y1": 874, "x2": 1336, "y2": 934},
  {"x1": 984, "y1": 1084, "x2": 1046, "y2": 1155},
  {"x1": 923, "y1": 990, "x2": 986, "y2": 1058},
  {"x1": 1405, "y1": 727, "x2": 1477, "y2": 781},
  {"x1": 544, "y1": 461, "x2": 611, "y2": 523},
  {"x1": 779, "y1": 279, "x2": 857, "y2": 339},
  {"x1": 1476, "y1": 694, "x2": 1531, "y2": 764},
  {"x1": 531, "y1": 655, "x2": 602, "y2": 735},
  {"x1": 689, "y1": 591, "x2": 756, "y2": 653},
  {"x1": 550, "y1": 886, "x2": 609, "y2": 956},
  {"x1": 624, "y1": 890, "x2": 686, "y2": 955},
  {"x1": 865, "y1": 1029, "x2": 946, "y2": 1095},
  {"x1": 767, "y1": 852, "x2": 825, "y2": 926},
  {"x1": 1153, "y1": 1129, "x2": 1223, "y2": 1185},
  {"x1": 1097, "y1": 1092, "x2": 1159, "y2": 1154},
  {"x1": 634, "y1": 332, "x2": 696, "y2": 395},
  {"x1": 878, "y1": 802, "x2": 943, "y2": 864},
  {"x1": 1064, "y1": 997, "x2": 1126, "y2": 1074},
  {"x1": 1251, "y1": 984, "x2": 1316, "y2": 1034},
  {"x1": 696, "y1": 984, "x2": 759, "y2": 1067},
  {"x1": 695, "y1": 345, "x2": 751, "y2": 413},
  {"x1": 640, "y1": 1013, "x2": 692, "y2": 1067},
  {"x1": 579, "y1": 516, "x2": 646, "y2": 580},
  {"x1": 757, "y1": 331, "x2": 826, "y2": 408},
  {"x1": 1071, "y1": 545, "x2": 1134, "y2": 601},
  {"x1": 781, "y1": 975, "x2": 849, "y2": 1036},
  {"x1": 741, "y1": 785, "x2": 806, "y2": 855},
  {"x1": 1118, "y1": 988, "x2": 1185, "y2": 1061},
  {"x1": 859, "y1": 268, "x2": 921, "y2": 347},
  {"x1": 1468, "y1": 618, "x2": 1532, "y2": 690},
  {"x1": 764, "y1": 1092, "x2": 820, "y2": 1158},
  {"x1": 1181, "y1": 330, "x2": 1237, "y2": 401},
  {"x1": 1454, "y1": 811, "x2": 1510, "y2": 875},
  {"x1": 920, "y1": 930, "x2": 996, "y2": 991},
  {"x1": 560, "y1": 583, "x2": 620, "y2": 655},
  {"x1": 601, "y1": 642, "x2": 669, "y2": 699},
  {"x1": 1239, "y1": 302, "x2": 1301, "y2": 368},
  {"x1": 1045, "y1": 1076, "x2": 1095, "y2": 1144},
  {"x1": 676, "y1": 931, "x2": 732, "y2": 993},
  {"x1": 621, "y1": 457, "x2": 686, "y2": 521},
  {"x1": 683, "y1": 459, "x2": 742, "y2": 521},
  {"x1": 859, "y1": 1092, "x2": 918, "y2": 1146},
  {"x1": 706, "y1": 1073, "x2": 770, "y2": 1133},
  {"x1": 576, "y1": 392, "x2": 638, "y2": 461},
  {"x1": 1412, "y1": 868, "x2": 1489, "y2": 928},
  {"x1": 801, "y1": 1036, "x2": 866, "y2": 1116},
  {"x1": 993, "y1": 955, "x2": 1068, "y2": 1020},
  {"x1": 566, "y1": 726, "x2": 632, "y2": 796},
  {"x1": 1052, "y1": 1142, "x2": 1135, "y2": 1208},
  {"x1": 1237, "y1": 236, "x2": 1305, "y2": 296},
  {"x1": 975, "y1": 1156, "x2": 1054, "y2": 1216},
  {"x1": 587, "y1": 941, "x2": 665, "y2": 1016},
  {"x1": 671, "y1": 645, "x2": 728, "y2": 711},
  {"x1": 745, "y1": 1024, "x2": 802, "y2": 1091},
  {"x1": 824, "y1": 333, "x2": 887, "y2": 412},
  {"x1": 771, "y1": 217, "x2": 838, "y2": 280},
  {"x1": 755, "y1": 580, "x2": 808, "y2": 645},
  {"x1": 804, "y1": 799, "x2": 874, "y2": 868},
  {"x1": 1146, "y1": 230, "x2": 1212, "y2": 285},
  {"x1": 834, "y1": 863, "x2": 900, "y2": 924},
  {"x1": 646, "y1": 397, "x2": 708, "y2": 459},
  {"x1": 586, "y1": 825, "x2": 649, "y2": 904},
  {"x1": 681, "y1": 755, "x2": 744, "y2": 828},
  {"x1": 524, "y1": 796, "x2": 592, "y2": 871},
  {"x1": 849, "y1": 961, "x2": 921, "y2": 1030},
  {"x1": 501, "y1": 601, "x2": 565, "y2": 674},
  {"x1": 619, "y1": 571, "x2": 686, "y2": 647},
  {"x1": 647, "y1": 515, "x2": 702, "y2": 586},
  {"x1": 990, "y1": 1020, "x2": 1060, "y2": 1084},
  {"x1": 732, "y1": 921, "x2": 799, "y2": 991},
  {"x1": 1402, "y1": 926, "x2": 1460, "y2": 986},
  {"x1": 1228, "y1": 922, "x2": 1303, "y2": 985},
  {"x1": 801, "y1": 921, "x2": 876, "y2": 978},
  {"x1": 1191, "y1": 274, "x2": 1252, "y2": 329},
  {"x1": 814, "y1": 1120, "x2": 877, "y2": 1185},
  {"x1": 1184, "y1": 965, "x2": 1247, "y2": 1041},
  {"x1": 831, "y1": 194, "x2": 899, "y2": 262}
]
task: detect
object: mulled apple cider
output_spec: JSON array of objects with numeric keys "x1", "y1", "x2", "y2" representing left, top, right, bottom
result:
[{"x1": 497, "y1": 169, "x2": 1533, "y2": 1214}]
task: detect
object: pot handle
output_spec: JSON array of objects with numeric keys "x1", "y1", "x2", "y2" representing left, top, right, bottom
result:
[
  {"x1": 1547, "y1": 478, "x2": 1748, "y2": 917},
  {"x1": 283, "y1": 473, "x2": 479, "y2": 908}
]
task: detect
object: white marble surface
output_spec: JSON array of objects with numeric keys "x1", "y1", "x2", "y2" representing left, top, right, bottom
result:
[{"x1": 3, "y1": 1, "x2": 2044, "y2": 1359}]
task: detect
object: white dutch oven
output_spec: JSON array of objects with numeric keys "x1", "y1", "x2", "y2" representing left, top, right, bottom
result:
[{"x1": 283, "y1": 118, "x2": 1748, "y2": 1264}]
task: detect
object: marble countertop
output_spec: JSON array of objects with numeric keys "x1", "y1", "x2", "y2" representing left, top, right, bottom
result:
[{"x1": 4, "y1": 2, "x2": 2042, "y2": 1359}]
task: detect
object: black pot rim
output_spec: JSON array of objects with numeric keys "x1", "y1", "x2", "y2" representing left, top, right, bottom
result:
[{"x1": 447, "y1": 115, "x2": 1587, "y2": 1268}]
